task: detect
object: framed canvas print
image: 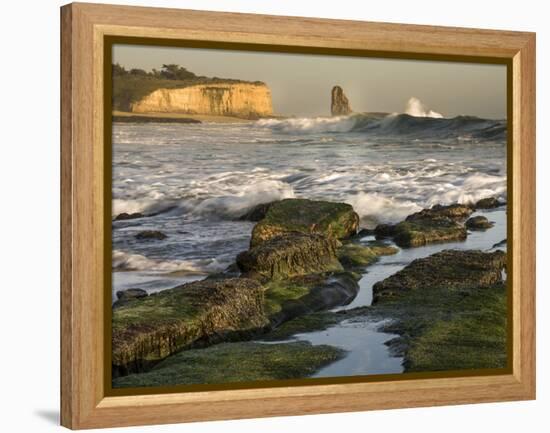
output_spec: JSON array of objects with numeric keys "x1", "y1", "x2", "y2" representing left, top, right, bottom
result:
[{"x1": 60, "y1": 3, "x2": 536, "y2": 429}]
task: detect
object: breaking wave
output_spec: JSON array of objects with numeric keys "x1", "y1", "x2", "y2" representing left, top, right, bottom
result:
[
  {"x1": 113, "y1": 178, "x2": 295, "y2": 219},
  {"x1": 405, "y1": 97, "x2": 443, "y2": 118},
  {"x1": 256, "y1": 112, "x2": 506, "y2": 141},
  {"x1": 112, "y1": 250, "x2": 224, "y2": 273}
]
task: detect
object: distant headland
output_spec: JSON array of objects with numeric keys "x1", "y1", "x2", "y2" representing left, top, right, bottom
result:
[{"x1": 112, "y1": 64, "x2": 274, "y2": 122}]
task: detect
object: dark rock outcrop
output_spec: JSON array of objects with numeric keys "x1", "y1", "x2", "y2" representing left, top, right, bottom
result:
[
  {"x1": 114, "y1": 212, "x2": 144, "y2": 221},
  {"x1": 375, "y1": 203, "x2": 472, "y2": 247},
  {"x1": 238, "y1": 201, "x2": 276, "y2": 221},
  {"x1": 405, "y1": 203, "x2": 473, "y2": 222},
  {"x1": 372, "y1": 249, "x2": 506, "y2": 302},
  {"x1": 112, "y1": 278, "x2": 268, "y2": 376},
  {"x1": 113, "y1": 288, "x2": 149, "y2": 309},
  {"x1": 475, "y1": 197, "x2": 506, "y2": 209},
  {"x1": 331, "y1": 86, "x2": 352, "y2": 116},
  {"x1": 115, "y1": 288, "x2": 148, "y2": 302},
  {"x1": 466, "y1": 215, "x2": 494, "y2": 230},
  {"x1": 135, "y1": 230, "x2": 168, "y2": 240},
  {"x1": 266, "y1": 272, "x2": 360, "y2": 327},
  {"x1": 237, "y1": 233, "x2": 343, "y2": 280},
  {"x1": 250, "y1": 198, "x2": 359, "y2": 247}
]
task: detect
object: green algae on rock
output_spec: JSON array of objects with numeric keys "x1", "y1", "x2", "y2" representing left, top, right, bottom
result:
[
  {"x1": 250, "y1": 199, "x2": 359, "y2": 247},
  {"x1": 264, "y1": 272, "x2": 360, "y2": 326},
  {"x1": 112, "y1": 341, "x2": 344, "y2": 388},
  {"x1": 337, "y1": 243, "x2": 398, "y2": 270},
  {"x1": 237, "y1": 233, "x2": 343, "y2": 280},
  {"x1": 392, "y1": 218, "x2": 467, "y2": 247},
  {"x1": 369, "y1": 249, "x2": 508, "y2": 372},
  {"x1": 375, "y1": 203, "x2": 472, "y2": 247},
  {"x1": 379, "y1": 282, "x2": 507, "y2": 372},
  {"x1": 405, "y1": 203, "x2": 473, "y2": 222},
  {"x1": 404, "y1": 285, "x2": 508, "y2": 371},
  {"x1": 112, "y1": 278, "x2": 269, "y2": 376},
  {"x1": 373, "y1": 249, "x2": 506, "y2": 302},
  {"x1": 262, "y1": 310, "x2": 345, "y2": 341}
]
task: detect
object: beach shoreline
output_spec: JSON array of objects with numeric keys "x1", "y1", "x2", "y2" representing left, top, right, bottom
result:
[{"x1": 113, "y1": 110, "x2": 286, "y2": 124}]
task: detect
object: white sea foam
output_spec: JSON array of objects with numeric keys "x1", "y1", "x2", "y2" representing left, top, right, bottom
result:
[
  {"x1": 346, "y1": 192, "x2": 423, "y2": 223},
  {"x1": 112, "y1": 250, "x2": 223, "y2": 273},
  {"x1": 188, "y1": 179, "x2": 295, "y2": 218},
  {"x1": 256, "y1": 116, "x2": 358, "y2": 134},
  {"x1": 405, "y1": 97, "x2": 444, "y2": 118}
]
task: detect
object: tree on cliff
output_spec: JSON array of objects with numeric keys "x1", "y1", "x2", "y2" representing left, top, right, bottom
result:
[{"x1": 159, "y1": 64, "x2": 197, "y2": 80}]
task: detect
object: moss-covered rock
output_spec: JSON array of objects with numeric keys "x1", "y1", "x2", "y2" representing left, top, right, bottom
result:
[
  {"x1": 112, "y1": 341, "x2": 344, "y2": 388},
  {"x1": 265, "y1": 272, "x2": 360, "y2": 326},
  {"x1": 375, "y1": 203, "x2": 472, "y2": 247},
  {"x1": 466, "y1": 215, "x2": 494, "y2": 230},
  {"x1": 378, "y1": 281, "x2": 508, "y2": 372},
  {"x1": 373, "y1": 249, "x2": 506, "y2": 303},
  {"x1": 112, "y1": 278, "x2": 269, "y2": 376},
  {"x1": 404, "y1": 285, "x2": 508, "y2": 371},
  {"x1": 392, "y1": 218, "x2": 466, "y2": 247},
  {"x1": 250, "y1": 199, "x2": 359, "y2": 247},
  {"x1": 337, "y1": 243, "x2": 398, "y2": 270},
  {"x1": 237, "y1": 233, "x2": 343, "y2": 280},
  {"x1": 262, "y1": 311, "x2": 345, "y2": 341},
  {"x1": 113, "y1": 288, "x2": 148, "y2": 308},
  {"x1": 366, "y1": 249, "x2": 508, "y2": 372},
  {"x1": 405, "y1": 204, "x2": 473, "y2": 222},
  {"x1": 238, "y1": 201, "x2": 275, "y2": 221}
]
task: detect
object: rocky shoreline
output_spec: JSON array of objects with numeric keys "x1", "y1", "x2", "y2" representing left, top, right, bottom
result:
[{"x1": 112, "y1": 197, "x2": 507, "y2": 387}]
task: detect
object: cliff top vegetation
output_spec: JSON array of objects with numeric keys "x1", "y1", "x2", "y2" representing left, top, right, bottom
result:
[{"x1": 112, "y1": 63, "x2": 265, "y2": 111}]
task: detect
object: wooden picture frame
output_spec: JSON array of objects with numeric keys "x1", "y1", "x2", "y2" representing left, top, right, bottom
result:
[{"x1": 60, "y1": 2, "x2": 536, "y2": 429}]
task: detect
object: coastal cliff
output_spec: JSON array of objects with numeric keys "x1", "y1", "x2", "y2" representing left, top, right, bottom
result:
[{"x1": 130, "y1": 83, "x2": 273, "y2": 119}]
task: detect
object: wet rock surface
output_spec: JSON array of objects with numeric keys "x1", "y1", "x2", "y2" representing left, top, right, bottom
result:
[
  {"x1": 237, "y1": 233, "x2": 343, "y2": 280},
  {"x1": 466, "y1": 215, "x2": 494, "y2": 230},
  {"x1": 373, "y1": 249, "x2": 506, "y2": 302},
  {"x1": 135, "y1": 230, "x2": 168, "y2": 240},
  {"x1": 112, "y1": 277, "x2": 268, "y2": 376},
  {"x1": 113, "y1": 341, "x2": 343, "y2": 388},
  {"x1": 375, "y1": 203, "x2": 472, "y2": 247},
  {"x1": 475, "y1": 197, "x2": 506, "y2": 209},
  {"x1": 250, "y1": 198, "x2": 359, "y2": 247},
  {"x1": 114, "y1": 212, "x2": 144, "y2": 221}
]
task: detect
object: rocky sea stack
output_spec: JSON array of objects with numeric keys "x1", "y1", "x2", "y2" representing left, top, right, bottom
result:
[{"x1": 331, "y1": 85, "x2": 352, "y2": 116}]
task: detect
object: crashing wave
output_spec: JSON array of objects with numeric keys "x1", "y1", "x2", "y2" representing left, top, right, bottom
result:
[
  {"x1": 112, "y1": 250, "x2": 224, "y2": 273},
  {"x1": 256, "y1": 112, "x2": 506, "y2": 141},
  {"x1": 405, "y1": 97, "x2": 443, "y2": 118}
]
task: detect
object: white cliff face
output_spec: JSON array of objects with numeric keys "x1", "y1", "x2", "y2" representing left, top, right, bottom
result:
[{"x1": 131, "y1": 83, "x2": 273, "y2": 118}]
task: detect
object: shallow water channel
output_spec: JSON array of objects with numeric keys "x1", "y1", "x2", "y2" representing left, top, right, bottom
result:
[{"x1": 266, "y1": 208, "x2": 507, "y2": 378}]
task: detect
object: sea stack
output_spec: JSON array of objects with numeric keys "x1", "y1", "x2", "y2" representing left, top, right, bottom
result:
[{"x1": 331, "y1": 85, "x2": 352, "y2": 116}]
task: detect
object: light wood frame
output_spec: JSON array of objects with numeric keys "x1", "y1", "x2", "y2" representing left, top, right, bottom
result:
[{"x1": 61, "y1": 2, "x2": 536, "y2": 429}]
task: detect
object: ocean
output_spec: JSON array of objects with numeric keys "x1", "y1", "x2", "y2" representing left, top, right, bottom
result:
[{"x1": 111, "y1": 113, "x2": 507, "y2": 300}]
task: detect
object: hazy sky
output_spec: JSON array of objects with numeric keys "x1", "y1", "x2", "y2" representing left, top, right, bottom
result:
[{"x1": 113, "y1": 44, "x2": 506, "y2": 119}]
